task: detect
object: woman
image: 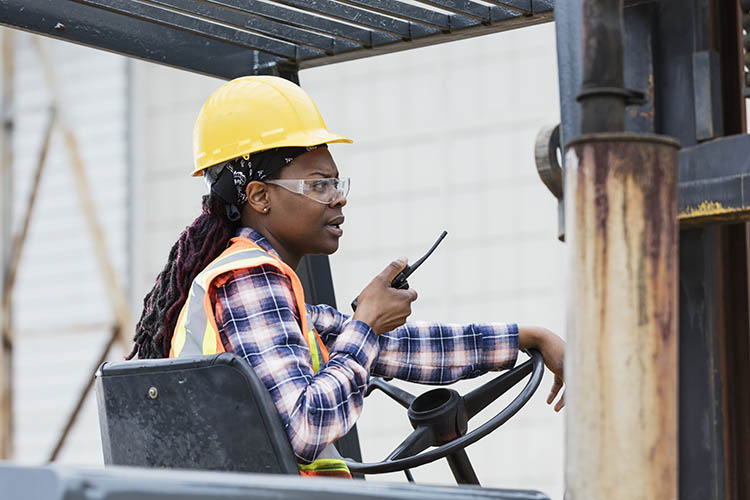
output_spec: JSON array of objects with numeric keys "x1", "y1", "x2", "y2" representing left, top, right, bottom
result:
[{"x1": 129, "y1": 76, "x2": 565, "y2": 478}]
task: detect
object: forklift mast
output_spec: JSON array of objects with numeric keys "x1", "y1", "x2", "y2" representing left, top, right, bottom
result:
[{"x1": 553, "y1": 1, "x2": 750, "y2": 499}]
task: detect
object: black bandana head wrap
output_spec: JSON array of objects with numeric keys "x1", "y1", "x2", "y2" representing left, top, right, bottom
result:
[{"x1": 205, "y1": 145, "x2": 320, "y2": 221}]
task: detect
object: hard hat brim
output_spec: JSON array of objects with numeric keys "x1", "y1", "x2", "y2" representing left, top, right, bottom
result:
[{"x1": 192, "y1": 130, "x2": 353, "y2": 177}]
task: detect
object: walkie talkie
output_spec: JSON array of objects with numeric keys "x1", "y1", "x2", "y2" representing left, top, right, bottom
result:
[{"x1": 351, "y1": 230, "x2": 448, "y2": 312}]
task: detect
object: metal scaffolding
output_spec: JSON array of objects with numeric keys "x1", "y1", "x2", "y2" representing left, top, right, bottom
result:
[{"x1": 0, "y1": 33, "x2": 133, "y2": 460}]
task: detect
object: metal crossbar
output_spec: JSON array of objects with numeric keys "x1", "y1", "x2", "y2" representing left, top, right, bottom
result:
[
  {"x1": 204, "y1": 0, "x2": 394, "y2": 46},
  {"x1": 76, "y1": 0, "x2": 323, "y2": 59},
  {"x1": 414, "y1": 1, "x2": 518, "y2": 22},
  {"x1": 153, "y1": 0, "x2": 361, "y2": 55},
  {"x1": 338, "y1": 0, "x2": 475, "y2": 30},
  {"x1": 0, "y1": 0, "x2": 554, "y2": 79}
]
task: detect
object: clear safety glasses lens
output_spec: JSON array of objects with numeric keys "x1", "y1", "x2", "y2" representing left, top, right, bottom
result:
[{"x1": 266, "y1": 177, "x2": 350, "y2": 204}]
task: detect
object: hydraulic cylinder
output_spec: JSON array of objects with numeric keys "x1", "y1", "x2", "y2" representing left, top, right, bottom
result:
[{"x1": 564, "y1": 133, "x2": 679, "y2": 500}]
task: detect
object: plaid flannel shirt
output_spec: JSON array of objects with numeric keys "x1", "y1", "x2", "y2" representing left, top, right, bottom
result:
[{"x1": 212, "y1": 227, "x2": 519, "y2": 464}]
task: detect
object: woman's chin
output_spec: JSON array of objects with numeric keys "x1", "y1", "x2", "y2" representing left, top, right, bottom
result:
[{"x1": 317, "y1": 237, "x2": 340, "y2": 255}]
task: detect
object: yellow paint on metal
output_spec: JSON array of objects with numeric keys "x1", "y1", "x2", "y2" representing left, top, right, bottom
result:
[{"x1": 678, "y1": 201, "x2": 750, "y2": 220}]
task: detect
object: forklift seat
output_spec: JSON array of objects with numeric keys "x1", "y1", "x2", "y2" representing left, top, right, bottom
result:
[{"x1": 95, "y1": 353, "x2": 300, "y2": 475}]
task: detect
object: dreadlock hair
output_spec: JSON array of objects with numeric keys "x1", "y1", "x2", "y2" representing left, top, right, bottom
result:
[{"x1": 128, "y1": 193, "x2": 239, "y2": 359}]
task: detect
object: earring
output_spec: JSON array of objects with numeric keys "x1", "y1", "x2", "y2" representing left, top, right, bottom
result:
[{"x1": 263, "y1": 207, "x2": 269, "y2": 213}]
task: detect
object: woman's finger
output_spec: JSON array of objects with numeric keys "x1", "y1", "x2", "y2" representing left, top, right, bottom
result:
[
  {"x1": 405, "y1": 288, "x2": 418, "y2": 302},
  {"x1": 547, "y1": 376, "x2": 563, "y2": 404},
  {"x1": 379, "y1": 258, "x2": 408, "y2": 283},
  {"x1": 554, "y1": 391, "x2": 566, "y2": 412}
]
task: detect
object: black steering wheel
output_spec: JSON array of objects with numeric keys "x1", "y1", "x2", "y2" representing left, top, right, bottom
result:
[{"x1": 343, "y1": 349, "x2": 544, "y2": 485}]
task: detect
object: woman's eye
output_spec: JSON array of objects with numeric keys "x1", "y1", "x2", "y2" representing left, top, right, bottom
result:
[{"x1": 310, "y1": 181, "x2": 328, "y2": 193}]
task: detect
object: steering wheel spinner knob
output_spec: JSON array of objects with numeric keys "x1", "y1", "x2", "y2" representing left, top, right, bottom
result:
[{"x1": 407, "y1": 388, "x2": 468, "y2": 445}]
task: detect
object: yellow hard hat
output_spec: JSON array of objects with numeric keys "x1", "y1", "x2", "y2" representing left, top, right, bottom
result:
[{"x1": 192, "y1": 76, "x2": 352, "y2": 176}]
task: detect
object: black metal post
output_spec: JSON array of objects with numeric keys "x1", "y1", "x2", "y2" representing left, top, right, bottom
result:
[
  {"x1": 445, "y1": 450, "x2": 480, "y2": 486},
  {"x1": 656, "y1": 1, "x2": 748, "y2": 499},
  {"x1": 678, "y1": 228, "x2": 728, "y2": 500},
  {"x1": 579, "y1": 0, "x2": 626, "y2": 133}
]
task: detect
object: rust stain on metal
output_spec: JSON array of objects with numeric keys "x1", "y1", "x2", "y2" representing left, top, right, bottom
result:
[
  {"x1": 629, "y1": 75, "x2": 655, "y2": 121},
  {"x1": 642, "y1": 75, "x2": 655, "y2": 120},
  {"x1": 593, "y1": 146, "x2": 611, "y2": 235}
]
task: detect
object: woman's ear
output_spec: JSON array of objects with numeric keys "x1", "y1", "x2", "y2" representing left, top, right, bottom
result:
[{"x1": 245, "y1": 181, "x2": 270, "y2": 214}]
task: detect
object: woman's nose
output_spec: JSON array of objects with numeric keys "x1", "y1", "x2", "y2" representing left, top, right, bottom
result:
[{"x1": 330, "y1": 193, "x2": 347, "y2": 208}]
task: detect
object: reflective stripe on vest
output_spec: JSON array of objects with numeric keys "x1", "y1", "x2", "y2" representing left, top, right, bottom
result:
[
  {"x1": 171, "y1": 248, "x2": 275, "y2": 357},
  {"x1": 170, "y1": 236, "x2": 350, "y2": 478}
]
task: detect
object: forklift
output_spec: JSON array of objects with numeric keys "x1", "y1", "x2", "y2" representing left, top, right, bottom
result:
[{"x1": 0, "y1": 1, "x2": 748, "y2": 499}]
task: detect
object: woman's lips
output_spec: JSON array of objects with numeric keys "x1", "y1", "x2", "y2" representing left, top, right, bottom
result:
[
  {"x1": 325, "y1": 224, "x2": 343, "y2": 237},
  {"x1": 325, "y1": 215, "x2": 344, "y2": 237}
]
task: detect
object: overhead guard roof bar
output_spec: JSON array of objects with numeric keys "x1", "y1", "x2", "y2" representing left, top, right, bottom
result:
[
  {"x1": 334, "y1": 0, "x2": 476, "y2": 30},
  {"x1": 415, "y1": 1, "x2": 521, "y2": 22},
  {"x1": 205, "y1": 0, "x2": 399, "y2": 46},
  {"x1": 270, "y1": 0, "x2": 437, "y2": 39},
  {"x1": 76, "y1": 0, "x2": 323, "y2": 60},
  {"x1": 0, "y1": 0, "x2": 554, "y2": 80},
  {"x1": 151, "y1": 0, "x2": 362, "y2": 55}
]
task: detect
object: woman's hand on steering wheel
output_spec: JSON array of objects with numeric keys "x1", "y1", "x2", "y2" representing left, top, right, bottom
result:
[{"x1": 519, "y1": 326, "x2": 566, "y2": 412}]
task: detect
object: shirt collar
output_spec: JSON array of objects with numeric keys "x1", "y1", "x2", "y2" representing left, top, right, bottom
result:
[{"x1": 235, "y1": 227, "x2": 281, "y2": 259}]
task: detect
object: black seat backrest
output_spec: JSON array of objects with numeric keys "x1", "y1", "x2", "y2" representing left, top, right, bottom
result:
[{"x1": 95, "y1": 353, "x2": 299, "y2": 475}]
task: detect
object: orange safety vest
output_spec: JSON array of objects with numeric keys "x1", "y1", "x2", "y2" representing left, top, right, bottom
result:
[{"x1": 170, "y1": 236, "x2": 352, "y2": 478}]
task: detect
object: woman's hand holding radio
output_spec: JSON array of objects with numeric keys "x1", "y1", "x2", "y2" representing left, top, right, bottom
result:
[{"x1": 352, "y1": 259, "x2": 418, "y2": 335}]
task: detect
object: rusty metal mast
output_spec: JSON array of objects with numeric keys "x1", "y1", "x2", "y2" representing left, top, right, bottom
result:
[{"x1": 565, "y1": 2, "x2": 679, "y2": 499}]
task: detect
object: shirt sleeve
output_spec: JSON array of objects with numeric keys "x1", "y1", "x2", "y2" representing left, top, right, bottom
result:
[
  {"x1": 373, "y1": 321, "x2": 519, "y2": 383},
  {"x1": 308, "y1": 303, "x2": 520, "y2": 384},
  {"x1": 213, "y1": 265, "x2": 379, "y2": 465}
]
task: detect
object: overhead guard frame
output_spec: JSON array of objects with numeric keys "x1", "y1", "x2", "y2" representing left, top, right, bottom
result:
[{"x1": 0, "y1": 0, "x2": 553, "y2": 80}]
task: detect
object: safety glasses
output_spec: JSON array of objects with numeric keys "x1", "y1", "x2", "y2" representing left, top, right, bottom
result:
[{"x1": 265, "y1": 177, "x2": 350, "y2": 204}]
